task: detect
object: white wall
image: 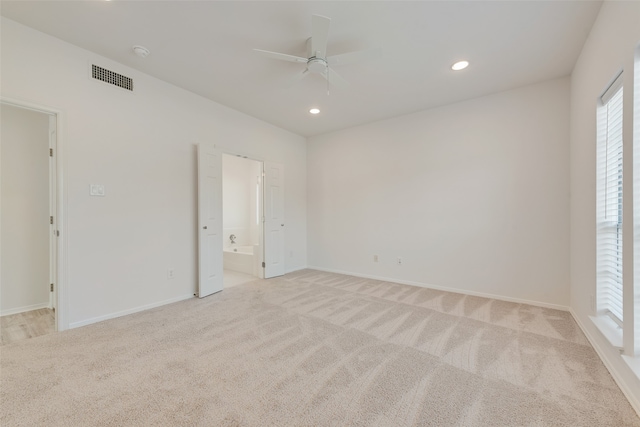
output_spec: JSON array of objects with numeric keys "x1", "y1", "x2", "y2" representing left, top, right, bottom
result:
[
  {"x1": 1, "y1": 104, "x2": 51, "y2": 314},
  {"x1": 223, "y1": 154, "x2": 261, "y2": 249},
  {"x1": 569, "y1": 0, "x2": 640, "y2": 412},
  {"x1": 308, "y1": 77, "x2": 570, "y2": 308},
  {"x1": 0, "y1": 17, "x2": 307, "y2": 328}
]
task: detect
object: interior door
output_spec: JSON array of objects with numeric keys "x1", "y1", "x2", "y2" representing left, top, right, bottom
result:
[
  {"x1": 263, "y1": 162, "x2": 285, "y2": 278},
  {"x1": 197, "y1": 143, "x2": 223, "y2": 297}
]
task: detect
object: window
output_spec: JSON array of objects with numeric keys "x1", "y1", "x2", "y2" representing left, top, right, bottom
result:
[
  {"x1": 634, "y1": 44, "x2": 640, "y2": 357},
  {"x1": 596, "y1": 72, "x2": 624, "y2": 326}
]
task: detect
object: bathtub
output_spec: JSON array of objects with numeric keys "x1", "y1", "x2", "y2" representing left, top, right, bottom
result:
[{"x1": 224, "y1": 245, "x2": 255, "y2": 275}]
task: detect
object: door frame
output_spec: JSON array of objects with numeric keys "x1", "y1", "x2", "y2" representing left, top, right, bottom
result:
[
  {"x1": 48, "y1": 114, "x2": 57, "y2": 311},
  {"x1": 220, "y1": 149, "x2": 266, "y2": 280},
  {"x1": 1, "y1": 97, "x2": 67, "y2": 331}
]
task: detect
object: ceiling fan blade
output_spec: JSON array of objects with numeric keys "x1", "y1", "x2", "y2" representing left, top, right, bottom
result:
[
  {"x1": 254, "y1": 49, "x2": 308, "y2": 64},
  {"x1": 327, "y1": 47, "x2": 382, "y2": 66},
  {"x1": 285, "y1": 68, "x2": 310, "y2": 88},
  {"x1": 322, "y1": 67, "x2": 349, "y2": 88},
  {"x1": 311, "y1": 15, "x2": 331, "y2": 59}
]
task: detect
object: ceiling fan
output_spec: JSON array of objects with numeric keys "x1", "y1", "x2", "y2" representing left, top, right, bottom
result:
[{"x1": 254, "y1": 14, "x2": 381, "y2": 89}]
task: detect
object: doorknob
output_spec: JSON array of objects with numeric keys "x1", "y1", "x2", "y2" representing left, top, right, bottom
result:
[
  {"x1": 203, "y1": 226, "x2": 208, "y2": 229},
  {"x1": 281, "y1": 224, "x2": 284, "y2": 226}
]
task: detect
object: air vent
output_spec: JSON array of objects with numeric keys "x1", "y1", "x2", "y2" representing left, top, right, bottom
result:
[{"x1": 91, "y1": 64, "x2": 133, "y2": 91}]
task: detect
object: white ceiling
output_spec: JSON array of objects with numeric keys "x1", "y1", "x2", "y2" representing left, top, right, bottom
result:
[{"x1": 1, "y1": 1, "x2": 602, "y2": 137}]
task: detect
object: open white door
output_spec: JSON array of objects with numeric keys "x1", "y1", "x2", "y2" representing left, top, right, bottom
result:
[
  {"x1": 263, "y1": 162, "x2": 285, "y2": 278},
  {"x1": 197, "y1": 143, "x2": 223, "y2": 297}
]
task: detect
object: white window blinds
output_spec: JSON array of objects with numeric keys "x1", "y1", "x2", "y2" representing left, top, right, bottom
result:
[{"x1": 596, "y1": 73, "x2": 624, "y2": 325}]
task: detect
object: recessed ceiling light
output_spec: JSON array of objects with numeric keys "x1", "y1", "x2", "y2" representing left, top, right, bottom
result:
[
  {"x1": 309, "y1": 108, "x2": 320, "y2": 115},
  {"x1": 451, "y1": 60, "x2": 469, "y2": 71}
]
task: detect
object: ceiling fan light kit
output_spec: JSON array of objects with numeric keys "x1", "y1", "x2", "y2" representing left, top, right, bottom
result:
[
  {"x1": 254, "y1": 14, "x2": 381, "y2": 89},
  {"x1": 307, "y1": 58, "x2": 327, "y2": 74}
]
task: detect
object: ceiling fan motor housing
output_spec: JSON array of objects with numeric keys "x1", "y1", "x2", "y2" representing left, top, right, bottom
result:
[{"x1": 307, "y1": 58, "x2": 327, "y2": 74}]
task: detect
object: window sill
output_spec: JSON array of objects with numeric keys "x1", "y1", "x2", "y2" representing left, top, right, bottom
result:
[
  {"x1": 590, "y1": 315, "x2": 623, "y2": 349},
  {"x1": 622, "y1": 355, "x2": 640, "y2": 380}
]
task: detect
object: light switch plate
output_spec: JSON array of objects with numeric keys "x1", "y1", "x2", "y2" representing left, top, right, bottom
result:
[{"x1": 90, "y1": 184, "x2": 105, "y2": 196}]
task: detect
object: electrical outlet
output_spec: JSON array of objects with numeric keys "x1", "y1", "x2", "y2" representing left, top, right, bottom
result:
[
  {"x1": 167, "y1": 269, "x2": 174, "y2": 279},
  {"x1": 89, "y1": 184, "x2": 105, "y2": 197},
  {"x1": 373, "y1": 255, "x2": 379, "y2": 262},
  {"x1": 397, "y1": 257, "x2": 402, "y2": 265}
]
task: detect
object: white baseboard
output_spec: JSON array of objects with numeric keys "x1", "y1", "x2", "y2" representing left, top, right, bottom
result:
[
  {"x1": 68, "y1": 294, "x2": 194, "y2": 329},
  {"x1": 570, "y1": 309, "x2": 640, "y2": 417},
  {"x1": 306, "y1": 266, "x2": 570, "y2": 311},
  {"x1": 0, "y1": 302, "x2": 50, "y2": 317}
]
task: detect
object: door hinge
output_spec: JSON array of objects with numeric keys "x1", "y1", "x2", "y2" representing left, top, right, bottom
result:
[
  {"x1": 50, "y1": 216, "x2": 54, "y2": 225},
  {"x1": 50, "y1": 283, "x2": 54, "y2": 292},
  {"x1": 262, "y1": 262, "x2": 265, "y2": 268},
  {"x1": 49, "y1": 148, "x2": 53, "y2": 157}
]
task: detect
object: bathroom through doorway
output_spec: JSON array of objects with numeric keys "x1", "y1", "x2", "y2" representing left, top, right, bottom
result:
[{"x1": 222, "y1": 154, "x2": 263, "y2": 288}]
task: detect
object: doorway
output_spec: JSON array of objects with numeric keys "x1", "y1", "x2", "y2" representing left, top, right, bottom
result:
[
  {"x1": 222, "y1": 154, "x2": 263, "y2": 288},
  {"x1": 197, "y1": 144, "x2": 284, "y2": 298},
  {"x1": 0, "y1": 102, "x2": 59, "y2": 343}
]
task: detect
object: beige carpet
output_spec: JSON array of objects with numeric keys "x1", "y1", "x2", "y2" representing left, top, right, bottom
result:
[{"x1": 1, "y1": 269, "x2": 639, "y2": 426}]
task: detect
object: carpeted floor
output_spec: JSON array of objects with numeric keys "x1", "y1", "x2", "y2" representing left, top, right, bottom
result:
[{"x1": 1, "y1": 269, "x2": 639, "y2": 426}]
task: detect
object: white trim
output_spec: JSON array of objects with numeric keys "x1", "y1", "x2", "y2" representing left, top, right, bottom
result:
[
  {"x1": 56, "y1": 109, "x2": 68, "y2": 332},
  {"x1": 590, "y1": 314, "x2": 624, "y2": 348},
  {"x1": 68, "y1": 294, "x2": 194, "y2": 329},
  {"x1": 48, "y1": 114, "x2": 57, "y2": 312},
  {"x1": 623, "y1": 355, "x2": 640, "y2": 382},
  {"x1": 0, "y1": 302, "x2": 50, "y2": 317},
  {"x1": 0, "y1": 99, "x2": 56, "y2": 116},
  {"x1": 600, "y1": 69, "x2": 624, "y2": 105},
  {"x1": 307, "y1": 266, "x2": 570, "y2": 311},
  {"x1": 571, "y1": 309, "x2": 640, "y2": 417},
  {"x1": 0, "y1": 96, "x2": 67, "y2": 332}
]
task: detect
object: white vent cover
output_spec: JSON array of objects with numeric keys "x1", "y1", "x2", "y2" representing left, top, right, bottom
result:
[{"x1": 91, "y1": 64, "x2": 133, "y2": 91}]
